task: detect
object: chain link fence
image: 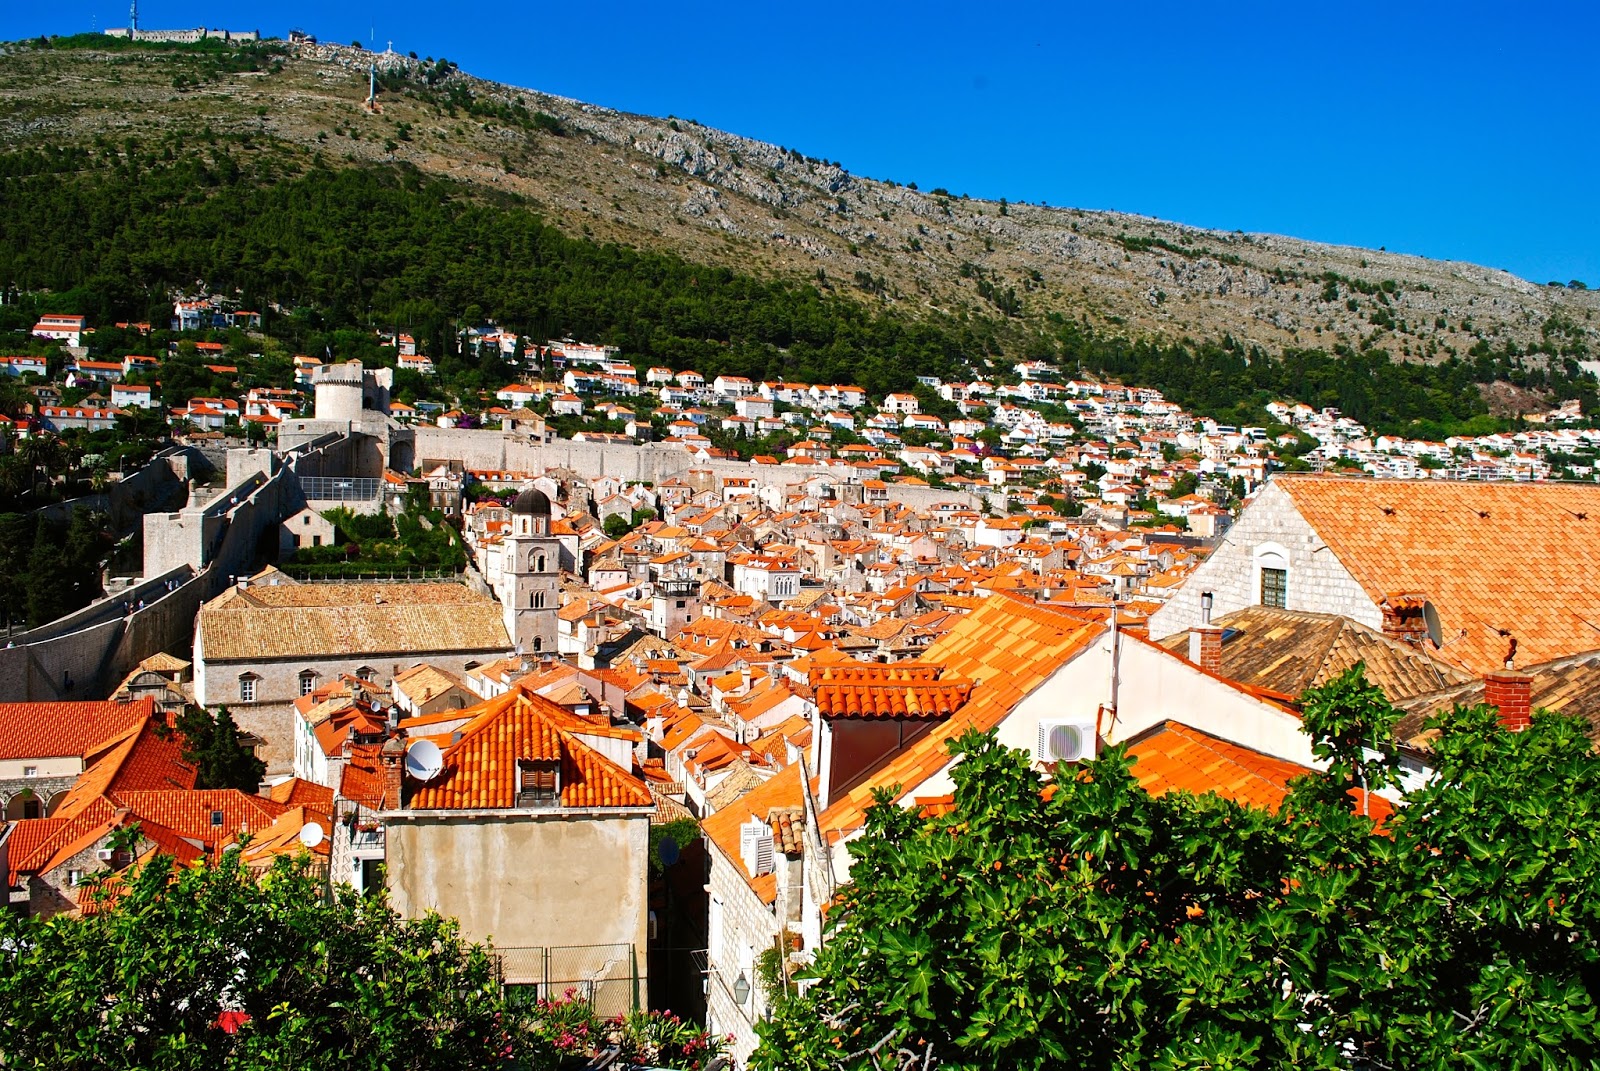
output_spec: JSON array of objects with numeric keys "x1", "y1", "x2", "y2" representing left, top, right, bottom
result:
[{"x1": 494, "y1": 943, "x2": 640, "y2": 1017}]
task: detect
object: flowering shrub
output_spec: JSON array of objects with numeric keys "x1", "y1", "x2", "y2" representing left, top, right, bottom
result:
[
  {"x1": 606, "y1": 1008, "x2": 730, "y2": 1069},
  {"x1": 518, "y1": 993, "x2": 726, "y2": 1070},
  {"x1": 524, "y1": 989, "x2": 600, "y2": 1063}
]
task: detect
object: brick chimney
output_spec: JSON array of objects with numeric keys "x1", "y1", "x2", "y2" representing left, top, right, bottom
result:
[
  {"x1": 380, "y1": 734, "x2": 408, "y2": 809},
  {"x1": 1381, "y1": 594, "x2": 1430, "y2": 645},
  {"x1": 1189, "y1": 627, "x2": 1223, "y2": 676},
  {"x1": 1483, "y1": 671, "x2": 1532, "y2": 732},
  {"x1": 1188, "y1": 591, "x2": 1223, "y2": 676}
]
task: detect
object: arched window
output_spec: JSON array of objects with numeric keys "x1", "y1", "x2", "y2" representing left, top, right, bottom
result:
[
  {"x1": 534, "y1": 591, "x2": 546, "y2": 609},
  {"x1": 1253, "y1": 542, "x2": 1291, "y2": 609},
  {"x1": 535, "y1": 553, "x2": 546, "y2": 572},
  {"x1": 532, "y1": 637, "x2": 543, "y2": 652}
]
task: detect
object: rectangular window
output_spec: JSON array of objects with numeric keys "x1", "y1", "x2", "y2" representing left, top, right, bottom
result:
[
  {"x1": 300, "y1": 675, "x2": 316, "y2": 696},
  {"x1": 22, "y1": 765, "x2": 37, "y2": 777},
  {"x1": 1261, "y1": 567, "x2": 1288, "y2": 609},
  {"x1": 239, "y1": 678, "x2": 256, "y2": 703},
  {"x1": 68, "y1": 869, "x2": 84, "y2": 887}
]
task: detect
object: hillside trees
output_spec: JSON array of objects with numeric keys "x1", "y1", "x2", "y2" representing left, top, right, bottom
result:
[
  {"x1": 0, "y1": 147, "x2": 1593, "y2": 433},
  {"x1": 755, "y1": 669, "x2": 1600, "y2": 1070}
]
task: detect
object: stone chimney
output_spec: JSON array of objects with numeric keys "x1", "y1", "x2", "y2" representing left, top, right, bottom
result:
[
  {"x1": 1188, "y1": 591, "x2": 1223, "y2": 676},
  {"x1": 1483, "y1": 670, "x2": 1532, "y2": 732}
]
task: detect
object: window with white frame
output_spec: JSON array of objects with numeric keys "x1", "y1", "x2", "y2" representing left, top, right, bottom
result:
[
  {"x1": 239, "y1": 676, "x2": 257, "y2": 703},
  {"x1": 299, "y1": 671, "x2": 317, "y2": 696}
]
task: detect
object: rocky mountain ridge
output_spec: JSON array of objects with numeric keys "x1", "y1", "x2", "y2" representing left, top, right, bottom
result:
[{"x1": 2, "y1": 36, "x2": 1596, "y2": 366}]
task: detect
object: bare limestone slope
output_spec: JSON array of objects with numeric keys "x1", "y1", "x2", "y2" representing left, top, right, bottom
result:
[{"x1": 1, "y1": 38, "x2": 1595, "y2": 362}]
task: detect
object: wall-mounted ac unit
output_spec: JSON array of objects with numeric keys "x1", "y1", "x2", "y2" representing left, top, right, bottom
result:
[
  {"x1": 96, "y1": 848, "x2": 115, "y2": 862},
  {"x1": 1036, "y1": 716, "x2": 1097, "y2": 765}
]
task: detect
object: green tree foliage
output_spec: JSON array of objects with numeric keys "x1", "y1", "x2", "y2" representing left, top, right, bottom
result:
[
  {"x1": 0, "y1": 852, "x2": 518, "y2": 1070},
  {"x1": 755, "y1": 669, "x2": 1600, "y2": 1070},
  {"x1": 174, "y1": 705, "x2": 267, "y2": 791},
  {"x1": 8, "y1": 508, "x2": 110, "y2": 628},
  {"x1": 0, "y1": 143, "x2": 1591, "y2": 434},
  {"x1": 650, "y1": 815, "x2": 702, "y2": 874},
  {"x1": 0, "y1": 155, "x2": 991, "y2": 397}
]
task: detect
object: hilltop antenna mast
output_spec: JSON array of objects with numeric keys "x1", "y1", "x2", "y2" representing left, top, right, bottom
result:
[{"x1": 130, "y1": 0, "x2": 139, "y2": 32}]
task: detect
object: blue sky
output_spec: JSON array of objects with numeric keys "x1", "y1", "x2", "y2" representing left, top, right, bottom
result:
[{"x1": 7, "y1": 1, "x2": 1597, "y2": 285}]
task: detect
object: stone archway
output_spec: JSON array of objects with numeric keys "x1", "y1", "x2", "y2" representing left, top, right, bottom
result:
[{"x1": 5, "y1": 790, "x2": 43, "y2": 821}]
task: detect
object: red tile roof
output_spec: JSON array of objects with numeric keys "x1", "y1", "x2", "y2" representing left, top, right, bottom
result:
[
  {"x1": 0, "y1": 698, "x2": 154, "y2": 760},
  {"x1": 1126, "y1": 720, "x2": 1393, "y2": 822},
  {"x1": 1278, "y1": 476, "x2": 1600, "y2": 676},
  {"x1": 818, "y1": 595, "x2": 1103, "y2": 835},
  {"x1": 107, "y1": 790, "x2": 289, "y2": 845},
  {"x1": 813, "y1": 663, "x2": 972, "y2": 719},
  {"x1": 404, "y1": 689, "x2": 652, "y2": 810}
]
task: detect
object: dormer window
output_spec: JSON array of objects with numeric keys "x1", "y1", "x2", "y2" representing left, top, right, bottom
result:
[
  {"x1": 299, "y1": 670, "x2": 318, "y2": 696},
  {"x1": 515, "y1": 759, "x2": 560, "y2": 807}
]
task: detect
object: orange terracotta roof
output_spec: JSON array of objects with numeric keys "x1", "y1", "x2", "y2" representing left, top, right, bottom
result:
[
  {"x1": 339, "y1": 746, "x2": 393, "y2": 810},
  {"x1": 267, "y1": 778, "x2": 336, "y2": 816},
  {"x1": 404, "y1": 689, "x2": 651, "y2": 810},
  {"x1": 813, "y1": 663, "x2": 972, "y2": 719},
  {"x1": 818, "y1": 595, "x2": 1102, "y2": 835},
  {"x1": 0, "y1": 698, "x2": 154, "y2": 760},
  {"x1": 51, "y1": 718, "x2": 198, "y2": 818},
  {"x1": 4, "y1": 817, "x2": 64, "y2": 885},
  {"x1": 107, "y1": 790, "x2": 289, "y2": 846},
  {"x1": 1126, "y1": 720, "x2": 1393, "y2": 822},
  {"x1": 1278, "y1": 476, "x2": 1600, "y2": 676},
  {"x1": 701, "y1": 764, "x2": 808, "y2": 904}
]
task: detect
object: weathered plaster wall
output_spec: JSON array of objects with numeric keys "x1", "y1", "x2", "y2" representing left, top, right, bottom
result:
[{"x1": 386, "y1": 810, "x2": 651, "y2": 1001}]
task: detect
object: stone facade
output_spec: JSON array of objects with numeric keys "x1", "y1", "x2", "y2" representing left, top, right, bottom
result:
[
  {"x1": 1148, "y1": 479, "x2": 1378, "y2": 641},
  {"x1": 704, "y1": 842, "x2": 796, "y2": 1064}
]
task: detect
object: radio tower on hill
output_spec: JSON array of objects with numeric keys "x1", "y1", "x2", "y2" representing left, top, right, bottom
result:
[{"x1": 130, "y1": 0, "x2": 139, "y2": 33}]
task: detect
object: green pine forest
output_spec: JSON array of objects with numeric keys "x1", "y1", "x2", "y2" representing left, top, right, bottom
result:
[{"x1": 0, "y1": 132, "x2": 1594, "y2": 437}]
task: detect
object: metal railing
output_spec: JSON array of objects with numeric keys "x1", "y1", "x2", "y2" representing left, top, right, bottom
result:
[{"x1": 300, "y1": 476, "x2": 382, "y2": 502}]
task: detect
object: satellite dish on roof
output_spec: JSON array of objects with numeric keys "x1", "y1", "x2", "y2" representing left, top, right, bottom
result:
[
  {"x1": 405, "y1": 738, "x2": 444, "y2": 782},
  {"x1": 298, "y1": 821, "x2": 325, "y2": 849},
  {"x1": 1422, "y1": 601, "x2": 1443, "y2": 648}
]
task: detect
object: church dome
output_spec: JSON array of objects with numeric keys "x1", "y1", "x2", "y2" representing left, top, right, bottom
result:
[{"x1": 512, "y1": 487, "x2": 552, "y2": 516}]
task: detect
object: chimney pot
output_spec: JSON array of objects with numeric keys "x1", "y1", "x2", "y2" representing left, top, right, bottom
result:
[{"x1": 1483, "y1": 671, "x2": 1533, "y2": 733}]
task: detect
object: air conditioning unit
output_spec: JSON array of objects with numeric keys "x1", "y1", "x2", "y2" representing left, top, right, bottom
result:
[
  {"x1": 1036, "y1": 716, "x2": 1097, "y2": 765},
  {"x1": 96, "y1": 848, "x2": 115, "y2": 862}
]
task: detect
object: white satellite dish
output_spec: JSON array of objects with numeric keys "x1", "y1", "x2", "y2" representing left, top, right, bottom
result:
[
  {"x1": 1422, "y1": 601, "x2": 1443, "y2": 647},
  {"x1": 405, "y1": 738, "x2": 444, "y2": 781},
  {"x1": 298, "y1": 821, "x2": 325, "y2": 849}
]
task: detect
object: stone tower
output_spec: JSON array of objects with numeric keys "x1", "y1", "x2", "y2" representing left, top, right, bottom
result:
[{"x1": 501, "y1": 487, "x2": 561, "y2": 656}]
